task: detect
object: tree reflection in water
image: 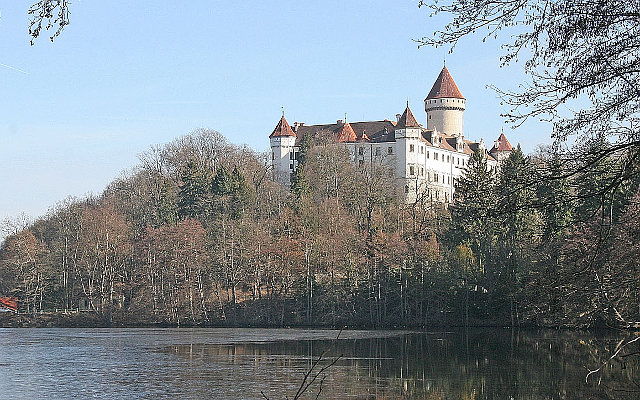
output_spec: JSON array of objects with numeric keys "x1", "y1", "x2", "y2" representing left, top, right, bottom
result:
[{"x1": 159, "y1": 329, "x2": 639, "y2": 399}]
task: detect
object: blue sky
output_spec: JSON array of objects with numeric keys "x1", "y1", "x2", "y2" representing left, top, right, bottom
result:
[{"x1": 0, "y1": 0, "x2": 551, "y2": 223}]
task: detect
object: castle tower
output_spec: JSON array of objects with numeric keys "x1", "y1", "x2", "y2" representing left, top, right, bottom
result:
[
  {"x1": 424, "y1": 66, "x2": 466, "y2": 137},
  {"x1": 489, "y1": 132, "x2": 514, "y2": 162},
  {"x1": 269, "y1": 115, "x2": 297, "y2": 184}
]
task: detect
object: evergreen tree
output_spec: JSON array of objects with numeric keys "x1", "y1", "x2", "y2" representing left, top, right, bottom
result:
[
  {"x1": 494, "y1": 145, "x2": 539, "y2": 325},
  {"x1": 448, "y1": 148, "x2": 497, "y2": 274},
  {"x1": 211, "y1": 165, "x2": 250, "y2": 219},
  {"x1": 156, "y1": 180, "x2": 178, "y2": 226},
  {"x1": 290, "y1": 133, "x2": 313, "y2": 200},
  {"x1": 229, "y1": 167, "x2": 250, "y2": 219},
  {"x1": 177, "y1": 160, "x2": 212, "y2": 220}
]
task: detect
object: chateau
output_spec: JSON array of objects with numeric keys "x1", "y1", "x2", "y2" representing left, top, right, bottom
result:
[{"x1": 269, "y1": 66, "x2": 513, "y2": 202}]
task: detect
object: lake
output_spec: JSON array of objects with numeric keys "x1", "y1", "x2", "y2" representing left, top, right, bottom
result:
[{"x1": 0, "y1": 328, "x2": 637, "y2": 399}]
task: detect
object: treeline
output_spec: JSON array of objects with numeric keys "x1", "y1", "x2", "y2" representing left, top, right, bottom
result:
[{"x1": 1, "y1": 129, "x2": 638, "y2": 328}]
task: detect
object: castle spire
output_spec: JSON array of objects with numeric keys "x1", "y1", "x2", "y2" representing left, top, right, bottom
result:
[
  {"x1": 425, "y1": 66, "x2": 465, "y2": 100},
  {"x1": 397, "y1": 104, "x2": 420, "y2": 128},
  {"x1": 269, "y1": 115, "x2": 296, "y2": 138}
]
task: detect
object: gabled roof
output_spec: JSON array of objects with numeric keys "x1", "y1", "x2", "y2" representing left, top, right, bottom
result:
[
  {"x1": 269, "y1": 116, "x2": 296, "y2": 138},
  {"x1": 490, "y1": 132, "x2": 513, "y2": 153},
  {"x1": 397, "y1": 105, "x2": 420, "y2": 128},
  {"x1": 426, "y1": 66, "x2": 465, "y2": 100},
  {"x1": 337, "y1": 122, "x2": 357, "y2": 142}
]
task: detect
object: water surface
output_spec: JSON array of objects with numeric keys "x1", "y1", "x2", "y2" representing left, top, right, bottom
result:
[{"x1": 0, "y1": 328, "x2": 637, "y2": 399}]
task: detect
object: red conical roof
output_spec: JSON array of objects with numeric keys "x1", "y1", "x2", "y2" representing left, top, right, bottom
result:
[
  {"x1": 491, "y1": 132, "x2": 513, "y2": 152},
  {"x1": 397, "y1": 105, "x2": 420, "y2": 128},
  {"x1": 337, "y1": 122, "x2": 357, "y2": 142},
  {"x1": 269, "y1": 115, "x2": 296, "y2": 138},
  {"x1": 426, "y1": 66, "x2": 465, "y2": 100}
]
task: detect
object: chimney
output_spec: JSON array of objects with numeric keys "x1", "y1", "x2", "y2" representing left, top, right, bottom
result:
[
  {"x1": 395, "y1": 114, "x2": 401, "y2": 122},
  {"x1": 337, "y1": 119, "x2": 344, "y2": 125}
]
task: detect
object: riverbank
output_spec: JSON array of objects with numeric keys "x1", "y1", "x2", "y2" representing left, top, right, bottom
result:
[{"x1": 3, "y1": 310, "x2": 638, "y2": 329}]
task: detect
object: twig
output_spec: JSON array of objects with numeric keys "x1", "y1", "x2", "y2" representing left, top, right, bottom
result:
[
  {"x1": 292, "y1": 327, "x2": 345, "y2": 400},
  {"x1": 586, "y1": 335, "x2": 640, "y2": 383}
]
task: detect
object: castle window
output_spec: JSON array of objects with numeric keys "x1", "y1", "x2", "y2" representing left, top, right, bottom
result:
[
  {"x1": 409, "y1": 166, "x2": 415, "y2": 175},
  {"x1": 289, "y1": 163, "x2": 294, "y2": 170},
  {"x1": 427, "y1": 151, "x2": 430, "y2": 159},
  {"x1": 375, "y1": 147, "x2": 381, "y2": 156},
  {"x1": 289, "y1": 152, "x2": 294, "y2": 160},
  {"x1": 447, "y1": 155, "x2": 450, "y2": 162},
  {"x1": 434, "y1": 173, "x2": 439, "y2": 182},
  {"x1": 359, "y1": 147, "x2": 364, "y2": 156},
  {"x1": 447, "y1": 176, "x2": 450, "y2": 184},
  {"x1": 388, "y1": 147, "x2": 393, "y2": 154},
  {"x1": 434, "y1": 153, "x2": 438, "y2": 160},
  {"x1": 457, "y1": 157, "x2": 460, "y2": 165},
  {"x1": 420, "y1": 168, "x2": 424, "y2": 176},
  {"x1": 272, "y1": 152, "x2": 275, "y2": 160},
  {"x1": 409, "y1": 144, "x2": 415, "y2": 152}
]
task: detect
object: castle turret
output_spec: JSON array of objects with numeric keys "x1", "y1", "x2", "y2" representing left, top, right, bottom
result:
[
  {"x1": 270, "y1": 115, "x2": 297, "y2": 184},
  {"x1": 489, "y1": 132, "x2": 514, "y2": 162},
  {"x1": 424, "y1": 66, "x2": 466, "y2": 137},
  {"x1": 395, "y1": 103, "x2": 421, "y2": 139}
]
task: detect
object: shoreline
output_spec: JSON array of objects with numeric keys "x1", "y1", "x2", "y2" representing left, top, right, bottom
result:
[{"x1": 2, "y1": 311, "x2": 638, "y2": 330}]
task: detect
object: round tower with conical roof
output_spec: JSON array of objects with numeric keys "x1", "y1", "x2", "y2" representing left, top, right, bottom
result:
[{"x1": 424, "y1": 66, "x2": 466, "y2": 137}]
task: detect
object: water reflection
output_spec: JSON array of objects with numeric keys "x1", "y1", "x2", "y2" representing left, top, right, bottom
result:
[
  {"x1": 0, "y1": 328, "x2": 637, "y2": 399},
  {"x1": 157, "y1": 329, "x2": 639, "y2": 399}
]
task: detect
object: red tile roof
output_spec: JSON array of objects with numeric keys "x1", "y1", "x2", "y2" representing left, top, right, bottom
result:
[
  {"x1": 294, "y1": 120, "x2": 396, "y2": 144},
  {"x1": 426, "y1": 66, "x2": 465, "y2": 100},
  {"x1": 397, "y1": 105, "x2": 420, "y2": 128},
  {"x1": 490, "y1": 133, "x2": 513, "y2": 152},
  {"x1": 337, "y1": 122, "x2": 357, "y2": 142},
  {"x1": 269, "y1": 116, "x2": 296, "y2": 138}
]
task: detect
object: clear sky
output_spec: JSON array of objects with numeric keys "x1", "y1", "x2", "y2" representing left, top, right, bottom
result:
[{"x1": 0, "y1": 0, "x2": 551, "y2": 224}]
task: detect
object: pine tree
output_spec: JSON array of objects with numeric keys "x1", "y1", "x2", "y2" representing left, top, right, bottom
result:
[
  {"x1": 494, "y1": 145, "x2": 539, "y2": 325},
  {"x1": 211, "y1": 165, "x2": 250, "y2": 219},
  {"x1": 156, "y1": 180, "x2": 178, "y2": 226},
  {"x1": 290, "y1": 133, "x2": 313, "y2": 200},
  {"x1": 448, "y1": 148, "x2": 497, "y2": 271},
  {"x1": 177, "y1": 160, "x2": 213, "y2": 220}
]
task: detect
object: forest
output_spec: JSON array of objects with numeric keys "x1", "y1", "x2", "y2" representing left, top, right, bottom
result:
[{"x1": 1, "y1": 128, "x2": 638, "y2": 328}]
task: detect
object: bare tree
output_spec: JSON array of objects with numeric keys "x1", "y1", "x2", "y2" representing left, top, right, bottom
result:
[
  {"x1": 417, "y1": 0, "x2": 640, "y2": 192},
  {"x1": 28, "y1": 0, "x2": 70, "y2": 44}
]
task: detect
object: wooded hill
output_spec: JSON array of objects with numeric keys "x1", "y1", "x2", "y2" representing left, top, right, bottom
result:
[{"x1": 1, "y1": 129, "x2": 639, "y2": 328}]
